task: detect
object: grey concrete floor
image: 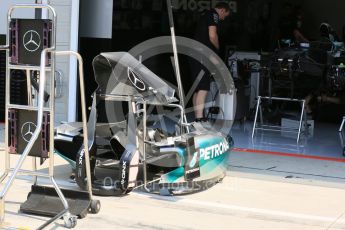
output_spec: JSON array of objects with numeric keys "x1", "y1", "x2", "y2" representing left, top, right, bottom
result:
[
  {"x1": 0, "y1": 150, "x2": 345, "y2": 229},
  {"x1": 1, "y1": 124, "x2": 345, "y2": 229}
]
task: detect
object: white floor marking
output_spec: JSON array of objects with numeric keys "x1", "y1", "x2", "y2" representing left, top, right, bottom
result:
[{"x1": 133, "y1": 192, "x2": 345, "y2": 224}]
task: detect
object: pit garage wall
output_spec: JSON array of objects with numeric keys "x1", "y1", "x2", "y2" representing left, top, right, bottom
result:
[{"x1": 44, "y1": 0, "x2": 80, "y2": 123}]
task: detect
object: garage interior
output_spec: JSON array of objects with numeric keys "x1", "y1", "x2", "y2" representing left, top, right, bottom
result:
[{"x1": 75, "y1": 0, "x2": 345, "y2": 159}]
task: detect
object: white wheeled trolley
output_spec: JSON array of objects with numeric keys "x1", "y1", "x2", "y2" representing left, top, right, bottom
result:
[{"x1": 0, "y1": 4, "x2": 100, "y2": 229}]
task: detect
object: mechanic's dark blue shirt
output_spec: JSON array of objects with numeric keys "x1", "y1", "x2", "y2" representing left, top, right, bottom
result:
[{"x1": 194, "y1": 9, "x2": 220, "y2": 53}]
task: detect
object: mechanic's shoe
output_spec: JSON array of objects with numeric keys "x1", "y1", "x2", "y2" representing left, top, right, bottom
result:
[
  {"x1": 194, "y1": 117, "x2": 214, "y2": 131},
  {"x1": 195, "y1": 117, "x2": 208, "y2": 122}
]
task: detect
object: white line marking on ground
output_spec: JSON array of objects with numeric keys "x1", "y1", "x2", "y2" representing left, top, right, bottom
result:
[{"x1": 133, "y1": 192, "x2": 345, "y2": 224}]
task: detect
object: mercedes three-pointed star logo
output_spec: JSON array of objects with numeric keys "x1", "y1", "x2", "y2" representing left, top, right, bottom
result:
[
  {"x1": 21, "y1": 122, "x2": 37, "y2": 143},
  {"x1": 127, "y1": 67, "x2": 146, "y2": 91},
  {"x1": 23, "y1": 30, "x2": 41, "y2": 52}
]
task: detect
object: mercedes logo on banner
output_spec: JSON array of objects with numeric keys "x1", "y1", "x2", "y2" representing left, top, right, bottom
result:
[
  {"x1": 23, "y1": 30, "x2": 41, "y2": 52},
  {"x1": 21, "y1": 122, "x2": 37, "y2": 143},
  {"x1": 127, "y1": 67, "x2": 146, "y2": 91}
]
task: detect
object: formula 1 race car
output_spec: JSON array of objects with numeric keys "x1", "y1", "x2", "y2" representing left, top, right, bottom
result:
[{"x1": 54, "y1": 52, "x2": 234, "y2": 196}]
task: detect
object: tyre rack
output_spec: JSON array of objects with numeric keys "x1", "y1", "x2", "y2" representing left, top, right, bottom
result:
[{"x1": 0, "y1": 4, "x2": 99, "y2": 229}]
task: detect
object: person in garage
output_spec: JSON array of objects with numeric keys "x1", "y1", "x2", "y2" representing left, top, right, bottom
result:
[{"x1": 191, "y1": 2, "x2": 231, "y2": 122}]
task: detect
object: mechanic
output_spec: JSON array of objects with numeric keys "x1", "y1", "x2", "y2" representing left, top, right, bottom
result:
[
  {"x1": 191, "y1": 2, "x2": 230, "y2": 122},
  {"x1": 320, "y1": 22, "x2": 341, "y2": 42},
  {"x1": 278, "y1": 4, "x2": 309, "y2": 47}
]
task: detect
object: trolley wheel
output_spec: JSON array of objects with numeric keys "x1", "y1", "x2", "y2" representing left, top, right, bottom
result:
[
  {"x1": 343, "y1": 147, "x2": 345, "y2": 156},
  {"x1": 217, "y1": 177, "x2": 224, "y2": 183},
  {"x1": 64, "y1": 215, "x2": 77, "y2": 229},
  {"x1": 89, "y1": 199, "x2": 101, "y2": 214}
]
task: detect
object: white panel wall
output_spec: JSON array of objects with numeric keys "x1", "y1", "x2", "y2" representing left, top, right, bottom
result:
[{"x1": 46, "y1": 0, "x2": 79, "y2": 123}]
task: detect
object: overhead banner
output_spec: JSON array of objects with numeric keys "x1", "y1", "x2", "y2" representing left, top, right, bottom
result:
[{"x1": 172, "y1": 0, "x2": 237, "y2": 13}]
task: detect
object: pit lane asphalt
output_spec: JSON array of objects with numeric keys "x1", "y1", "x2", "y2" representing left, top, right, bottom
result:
[{"x1": 1, "y1": 147, "x2": 345, "y2": 229}]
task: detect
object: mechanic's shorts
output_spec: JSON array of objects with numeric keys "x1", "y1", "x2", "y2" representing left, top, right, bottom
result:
[{"x1": 190, "y1": 60, "x2": 211, "y2": 91}]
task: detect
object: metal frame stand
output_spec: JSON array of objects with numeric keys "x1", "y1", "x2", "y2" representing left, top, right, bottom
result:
[
  {"x1": 140, "y1": 102, "x2": 186, "y2": 192},
  {"x1": 137, "y1": 0, "x2": 190, "y2": 193},
  {"x1": 251, "y1": 96, "x2": 307, "y2": 143},
  {"x1": 339, "y1": 116, "x2": 345, "y2": 132},
  {"x1": 0, "y1": 4, "x2": 98, "y2": 229},
  {"x1": 99, "y1": 87, "x2": 188, "y2": 194},
  {"x1": 338, "y1": 116, "x2": 345, "y2": 156}
]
